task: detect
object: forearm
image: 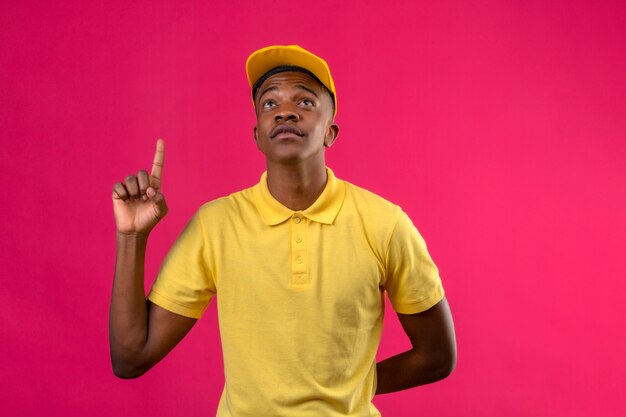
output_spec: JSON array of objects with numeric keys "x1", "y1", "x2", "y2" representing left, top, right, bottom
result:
[
  {"x1": 375, "y1": 348, "x2": 455, "y2": 394},
  {"x1": 109, "y1": 231, "x2": 151, "y2": 377}
]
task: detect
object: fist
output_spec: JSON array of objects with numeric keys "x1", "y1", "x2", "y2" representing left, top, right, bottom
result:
[{"x1": 112, "y1": 139, "x2": 168, "y2": 235}]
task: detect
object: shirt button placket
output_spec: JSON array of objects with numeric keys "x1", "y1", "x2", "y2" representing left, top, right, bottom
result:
[{"x1": 291, "y1": 214, "x2": 308, "y2": 286}]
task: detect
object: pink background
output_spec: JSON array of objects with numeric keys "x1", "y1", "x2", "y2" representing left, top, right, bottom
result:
[{"x1": 2, "y1": 1, "x2": 625, "y2": 416}]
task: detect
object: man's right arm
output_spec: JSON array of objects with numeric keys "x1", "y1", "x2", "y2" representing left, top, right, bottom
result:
[{"x1": 109, "y1": 139, "x2": 197, "y2": 379}]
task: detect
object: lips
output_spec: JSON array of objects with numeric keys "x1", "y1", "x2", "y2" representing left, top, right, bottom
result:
[{"x1": 270, "y1": 124, "x2": 304, "y2": 139}]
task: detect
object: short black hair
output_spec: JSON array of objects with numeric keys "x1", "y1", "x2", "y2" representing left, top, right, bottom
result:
[{"x1": 252, "y1": 65, "x2": 336, "y2": 115}]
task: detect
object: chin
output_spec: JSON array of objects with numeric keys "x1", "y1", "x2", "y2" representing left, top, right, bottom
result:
[{"x1": 263, "y1": 146, "x2": 325, "y2": 166}]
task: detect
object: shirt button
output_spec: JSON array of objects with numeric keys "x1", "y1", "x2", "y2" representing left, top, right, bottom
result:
[
  {"x1": 296, "y1": 256, "x2": 303, "y2": 264},
  {"x1": 295, "y1": 236, "x2": 303, "y2": 243},
  {"x1": 293, "y1": 216, "x2": 301, "y2": 224}
]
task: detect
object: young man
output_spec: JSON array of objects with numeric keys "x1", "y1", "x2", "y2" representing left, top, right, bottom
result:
[{"x1": 110, "y1": 45, "x2": 456, "y2": 416}]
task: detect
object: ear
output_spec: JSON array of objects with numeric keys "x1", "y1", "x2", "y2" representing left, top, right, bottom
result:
[
  {"x1": 324, "y1": 123, "x2": 340, "y2": 148},
  {"x1": 253, "y1": 126, "x2": 260, "y2": 149}
]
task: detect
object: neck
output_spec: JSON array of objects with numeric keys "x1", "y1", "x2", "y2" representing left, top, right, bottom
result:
[{"x1": 265, "y1": 162, "x2": 328, "y2": 211}]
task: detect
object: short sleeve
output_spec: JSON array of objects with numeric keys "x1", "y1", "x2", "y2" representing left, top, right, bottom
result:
[
  {"x1": 147, "y1": 210, "x2": 216, "y2": 319},
  {"x1": 383, "y1": 211, "x2": 444, "y2": 314}
]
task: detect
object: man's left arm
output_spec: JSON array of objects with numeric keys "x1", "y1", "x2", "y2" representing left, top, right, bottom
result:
[{"x1": 375, "y1": 296, "x2": 457, "y2": 394}]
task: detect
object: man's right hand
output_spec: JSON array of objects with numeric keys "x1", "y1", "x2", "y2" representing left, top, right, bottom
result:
[
  {"x1": 109, "y1": 138, "x2": 197, "y2": 379},
  {"x1": 112, "y1": 139, "x2": 168, "y2": 235}
]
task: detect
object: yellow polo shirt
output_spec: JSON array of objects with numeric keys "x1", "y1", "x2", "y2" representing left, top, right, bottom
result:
[{"x1": 148, "y1": 167, "x2": 444, "y2": 417}]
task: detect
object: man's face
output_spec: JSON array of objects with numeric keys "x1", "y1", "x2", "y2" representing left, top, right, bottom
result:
[{"x1": 253, "y1": 71, "x2": 338, "y2": 166}]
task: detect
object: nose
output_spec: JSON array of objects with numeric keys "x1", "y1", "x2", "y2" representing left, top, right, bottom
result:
[{"x1": 274, "y1": 106, "x2": 299, "y2": 122}]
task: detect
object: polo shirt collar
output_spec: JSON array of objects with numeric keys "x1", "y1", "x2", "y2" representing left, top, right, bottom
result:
[{"x1": 253, "y1": 167, "x2": 346, "y2": 226}]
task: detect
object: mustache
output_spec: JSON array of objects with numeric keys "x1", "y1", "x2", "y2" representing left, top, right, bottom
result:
[{"x1": 270, "y1": 124, "x2": 304, "y2": 138}]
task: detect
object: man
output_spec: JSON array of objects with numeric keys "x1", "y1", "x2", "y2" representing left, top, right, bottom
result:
[{"x1": 110, "y1": 45, "x2": 456, "y2": 416}]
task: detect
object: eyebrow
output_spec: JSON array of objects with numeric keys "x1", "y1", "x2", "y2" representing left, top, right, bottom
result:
[
  {"x1": 257, "y1": 86, "x2": 278, "y2": 101},
  {"x1": 294, "y1": 84, "x2": 319, "y2": 98},
  {"x1": 257, "y1": 84, "x2": 320, "y2": 102}
]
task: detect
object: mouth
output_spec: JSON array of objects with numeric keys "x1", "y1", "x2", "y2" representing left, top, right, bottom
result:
[{"x1": 270, "y1": 124, "x2": 304, "y2": 139}]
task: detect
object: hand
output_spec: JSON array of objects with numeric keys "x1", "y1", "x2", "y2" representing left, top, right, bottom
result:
[{"x1": 112, "y1": 139, "x2": 168, "y2": 235}]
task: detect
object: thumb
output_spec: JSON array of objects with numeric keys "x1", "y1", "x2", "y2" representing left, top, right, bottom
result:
[{"x1": 147, "y1": 187, "x2": 168, "y2": 217}]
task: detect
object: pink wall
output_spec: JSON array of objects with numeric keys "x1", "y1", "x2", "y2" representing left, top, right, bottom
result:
[{"x1": 2, "y1": 1, "x2": 625, "y2": 415}]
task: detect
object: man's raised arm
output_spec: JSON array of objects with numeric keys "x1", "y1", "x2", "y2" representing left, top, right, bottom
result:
[{"x1": 109, "y1": 139, "x2": 197, "y2": 379}]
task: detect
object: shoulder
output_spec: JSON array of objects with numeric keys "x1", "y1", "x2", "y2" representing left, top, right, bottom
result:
[
  {"x1": 337, "y1": 178, "x2": 405, "y2": 248},
  {"x1": 197, "y1": 184, "x2": 256, "y2": 214},
  {"x1": 195, "y1": 183, "x2": 257, "y2": 225},
  {"x1": 341, "y1": 178, "x2": 403, "y2": 220}
]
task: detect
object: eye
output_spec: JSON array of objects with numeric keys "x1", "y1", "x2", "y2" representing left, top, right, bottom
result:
[
  {"x1": 263, "y1": 100, "x2": 276, "y2": 109},
  {"x1": 300, "y1": 98, "x2": 314, "y2": 107}
]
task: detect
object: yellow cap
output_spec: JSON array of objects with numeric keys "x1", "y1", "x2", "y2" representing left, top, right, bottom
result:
[{"x1": 246, "y1": 45, "x2": 337, "y2": 117}]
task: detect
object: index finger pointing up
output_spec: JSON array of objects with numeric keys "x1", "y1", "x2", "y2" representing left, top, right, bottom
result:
[{"x1": 150, "y1": 138, "x2": 165, "y2": 190}]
